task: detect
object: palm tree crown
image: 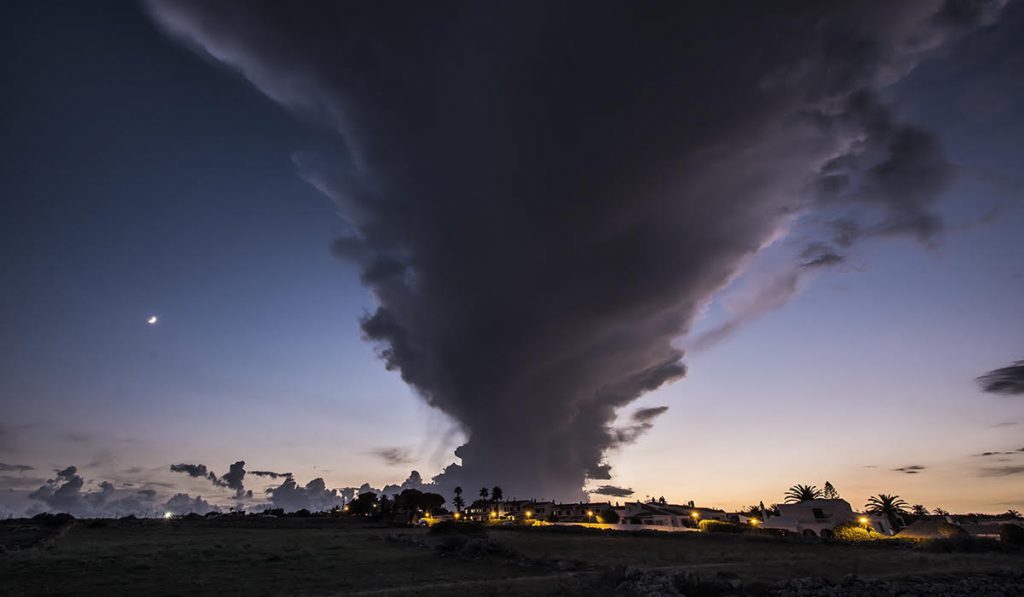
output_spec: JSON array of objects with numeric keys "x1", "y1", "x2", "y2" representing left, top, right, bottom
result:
[
  {"x1": 784, "y1": 484, "x2": 822, "y2": 503},
  {"x1": 865, "y1": 494, "x2": 909, "y2": 518}
]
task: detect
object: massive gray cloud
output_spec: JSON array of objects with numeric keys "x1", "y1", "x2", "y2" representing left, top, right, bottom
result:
[
  {"x1": 148, "y1": 0, "x2": 1004, "y2": 500},
  {"x1": 977, "y1": 360, "x2": 1024, "y2": 395}
]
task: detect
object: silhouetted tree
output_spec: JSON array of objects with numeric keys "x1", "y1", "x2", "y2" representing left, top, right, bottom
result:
[
  {"x1": 933, "y1": 507, "x2": 949, "y2": 516},
  {"x1": 658, "y1": 496, "x2": 666, "y2": 504},
  {"x1": 822, "y1": 481, "x2": 840, "y2": 500},
  {"x1": 1006, "y1": 509, "x2": 1022, "y2": 520},
  {"x1": 491, "y1": 486, "x2": 503, "y2": 501},
  {"x1": 911, "y1": 504, "x2": 929, "y2": 519},
  {"x1": 784, "y1": 484, "x2": 822, "y2": 503},
  {"x1": 452, "y1": 486, "x2": 464, "y2": 512},
  {"x1": 600, "y1": 509, "x2": 620, "y2": 523},
  {"x1": 348, "y1": 492, "x2": 379, "y2": 516},
  {"x1": 865, "y1": 494, "x2": 909, "y2": 529},
  {"x1": 479, "y1": 487, "x2": 489, "y2": 500}
]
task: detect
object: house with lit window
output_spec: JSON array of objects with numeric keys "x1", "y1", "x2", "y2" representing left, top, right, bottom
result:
[{"x1": 760, "y1": 499, "x2": 893, "y2": 536}]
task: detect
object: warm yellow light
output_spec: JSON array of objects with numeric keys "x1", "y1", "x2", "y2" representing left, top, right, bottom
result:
[
  {"x1": 343, "y1": 505, "x2": 349, "y2": 512},
  {"x1": 587, "y1": 510, "x2": 594, "y2": 517},
  {"x1": 690, "y1": 512, "x2": 699, "y2": 519},
  {"x1": 163, "y1": 512, "x2": 173, "y2": 519},
  {"x1": 454, "y1": 512, "x2": 461, "y2": 520},
  {"x1": 490, "y1": 511, "x2": 497, "y2": 518},
  {"x1": 858, "y1": 517, "x2": 869, "y2": 524},
  {"x1": 749, "y1": 518, "x2": 760, "y2": 526},
  {"x1": 525, "y1": 511, "x2": 532, "y2": 518}
]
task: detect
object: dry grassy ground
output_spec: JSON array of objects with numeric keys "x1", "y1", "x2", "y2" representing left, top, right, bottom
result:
[{"x1": 1, "y1": 518, "x2": 1022, "y2": 595}]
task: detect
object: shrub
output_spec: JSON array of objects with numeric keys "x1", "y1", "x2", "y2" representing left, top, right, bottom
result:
[
  {"x1": 428, "y1": 520, "x2": 487, "y2": 537},
  {"x1": 1000, "y1": 523, "x2": 1024, "y2": 546},
  {"x1": 832, "y1": 522, "x2": 880, "y2": 542},
  {"x1": 698, "y1": 520, "x2": 747, "y2": 534}
]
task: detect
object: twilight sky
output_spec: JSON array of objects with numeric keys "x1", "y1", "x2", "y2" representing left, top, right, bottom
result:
[{"x1": 1, "y1": 1, "x2": 1022, "y2": 517}]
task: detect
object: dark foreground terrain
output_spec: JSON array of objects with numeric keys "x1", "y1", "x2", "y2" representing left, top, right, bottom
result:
[{"x1": 1, "y1": 517, "x2": 1022, "y2": 596}]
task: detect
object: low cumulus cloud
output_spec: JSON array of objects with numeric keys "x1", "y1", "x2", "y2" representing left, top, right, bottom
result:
[
  {"x1": 164, "y1": 493, "x2": 219, "y2": 516},
  {"x1": 266, "y1": 477, "x2": 346, "y2": 512},
  {"x1": 26, "y1": 466, "x2": 160, "y2": 517},
  {"x1": 977, "y1": 360, "x2": 1024, "y2": 395},
  {"x1": 147, "y1": 0, "x2": 1006, "y2": 500}
]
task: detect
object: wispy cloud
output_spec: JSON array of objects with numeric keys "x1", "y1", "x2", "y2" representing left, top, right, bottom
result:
[
  {"x1": 370, "y1": 448, "x2": 415, "y2": 466},
  {"x1": 590, "y1": 485, "x2": 634, "y2": 497},
  {"x1": 979, "y1": 466, "x2": 1024, "y2": 477},
  {"x1": 893, "y1": 465, "x2": 926, "y2": 474}
]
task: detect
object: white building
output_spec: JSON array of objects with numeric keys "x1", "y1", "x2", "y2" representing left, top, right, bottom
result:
[{"x1": 761, "y1": 499, "x2": 893, "y2": 536}]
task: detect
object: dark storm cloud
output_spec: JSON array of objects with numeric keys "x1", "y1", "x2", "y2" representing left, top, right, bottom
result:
[
  {"x1": 0, "y1": 463, "x2": 33, "y2": 473},
  {"x1": 148, "y1": 0, "x2": 1004, "y2": 500},
  {"x1": 976, "y1": 360, "x2": 1024, "y2": 395},
  {"x1": 370, "y1": 448, "x2": 415, "y2": 466},
  {"x1": 590, "y1": 485, "x2": 635, "y2": 498},
  {"x1": 893, "y1": 465, "x2": 927, "y2": 474}
]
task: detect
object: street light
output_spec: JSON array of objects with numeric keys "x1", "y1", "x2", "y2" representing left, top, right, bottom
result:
[{"x1": 525, "y1": 510, "x2": 532, "y2": 519}]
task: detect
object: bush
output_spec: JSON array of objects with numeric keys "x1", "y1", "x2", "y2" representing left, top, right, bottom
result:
[
  {"x1": 698, "y1": 520, "x2": 747, "y2": 534},
  {"x1": 31, "y1": 512, "x2": 75, "y2": 525},
  {"x1": 832, "y1": 522, "x2": 880, "y2": 542},
  {"x1": 1000, "y1": 523, "x2": 1024, "y2": 546},
  {"x1": 428, "y1": 520, "x2": 487, "y2": 537}
]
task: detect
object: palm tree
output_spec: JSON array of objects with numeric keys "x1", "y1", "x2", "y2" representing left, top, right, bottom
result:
[
  {"x1": 933, "y1": 507, "x2": 949, "y2": 516},
  {"x1": 479, "y1": 487, "x2": 489, "y2": 500},
  {"x1": 911, "y1": 504, "x2": 929, "y2": 519},
  {"x1": 865, "y1": 494, "x2": 909, "y2": 529},
  {"x1": 1006, "y1": 509, "x2": 1021, "y2": 520},
  {"x1": 784, "y1": 484, "x2": 822, "y2": 503},
  {"x1": 452, "y1": 486, "x2": 464, "y2": 513}
]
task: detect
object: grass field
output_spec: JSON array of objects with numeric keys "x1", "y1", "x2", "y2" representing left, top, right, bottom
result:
[{"x1": 1, "y1": 518, "x2": 1022, "y2": 595}]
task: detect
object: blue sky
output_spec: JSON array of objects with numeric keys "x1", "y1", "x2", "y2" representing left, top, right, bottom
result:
[{"x1": 1, "y1": 2, "x2": 1022, "y2": 515}]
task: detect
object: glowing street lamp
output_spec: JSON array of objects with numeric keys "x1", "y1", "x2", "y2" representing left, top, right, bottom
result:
[
  {"x1": 749, "y1": 518, "x2": 760, "y2": 526},
  {"x1": 453, "y1": 512, "x2": 461, "y2": 520},
  {"x1": 858, "y1": 516, "x2": 869, "y2": 525},
  {"x1": 525, "y1": 510, "x2": 533, "y2": 519},
  {"x1": 163, "y1": 512, "x2": 173, "y2": 520}
]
